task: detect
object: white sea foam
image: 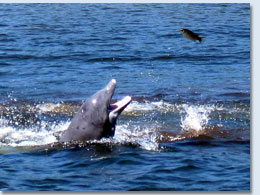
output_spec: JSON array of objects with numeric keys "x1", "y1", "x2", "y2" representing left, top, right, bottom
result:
[
  {"x1": 36, "y1": 103, "x2": 61, "y2": 112},
  {"x1": 114, "y1": 124, "x2": 159, "y2": 151},
  {"x1": 0, "y1": 121, "x2": 70, "y2": 147},
  {"x1": 0, "y1": 126, "x2": 14, "y2": 140},
  {"x1": 180, "y1": 104, "x2": 214, "y2": 131}
]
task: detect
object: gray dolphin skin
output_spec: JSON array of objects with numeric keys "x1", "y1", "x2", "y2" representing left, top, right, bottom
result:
[
  {"x1": 180, "y1": 28, "x2": 203, "y2": 42},
  {"x1": 60, "y1": 79, "x2": 132, "y2": 142}
]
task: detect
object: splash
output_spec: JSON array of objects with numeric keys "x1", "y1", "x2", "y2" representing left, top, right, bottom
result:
[
  {"x1": 0, "y1": 120, "x2": 70, "y2": 147},
  {"x1": 0, "y1": 100, "x2": 250, "y2": 152},
  {"x1": 113, "y1": 124, "x2": 159, "y2": 151},
  {"x1": 180, "y1": 104, "x2": 214, "y2": 132},
  {"x1": 57, "y1": 124, "x2": 161, "y2": 151}
]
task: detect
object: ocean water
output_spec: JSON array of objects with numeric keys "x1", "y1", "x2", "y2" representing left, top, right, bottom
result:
[{"x1": 0, "y1": 3, "x2": 250, "y2": 191}]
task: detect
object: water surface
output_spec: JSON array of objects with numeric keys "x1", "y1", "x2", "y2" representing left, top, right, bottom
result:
[{"x1": 0, "y1": 3, "x2": 250, "y2": 191}]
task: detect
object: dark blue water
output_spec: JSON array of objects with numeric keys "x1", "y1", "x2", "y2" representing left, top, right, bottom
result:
[{"x1": 0, "y1": 4, "x2": 250, "y2": 191}]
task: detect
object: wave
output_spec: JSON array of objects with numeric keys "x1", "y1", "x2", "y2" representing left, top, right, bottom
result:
[
  {"x1": 0, "y1": 62, "x2": 11, "y2": 66},
  {"x1": 87, "y1": 57, "x2": 142, "y2": 62},
  {"x1": 219, "y1": 92, "x2": 250, "y2": 97},
  {"x1": 100, "y1": 65, "x2": 123, "y2": 70},
  {"x1": 152, "y1": 55, "x2": 174, "y2": 60},
  {"x1": 0, "y1": 99, "x2": 250, "y2": 153},
  {"x1": 0, "y1": 52, "x2": 249, "y2": 64}
]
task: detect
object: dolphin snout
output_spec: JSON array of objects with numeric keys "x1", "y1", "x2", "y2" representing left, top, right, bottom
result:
[
  {"x1": 106, "y1": 79, "x2": 117, "y2": 92},
  {"x1": 111, "y1": 79, "x2": 116, "y2": 84}
]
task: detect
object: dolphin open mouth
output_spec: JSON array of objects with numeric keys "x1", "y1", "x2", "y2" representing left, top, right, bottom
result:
[
  {"x1": 109, "y1": 96, "x2": 132, "y2": 114},
  {"x1": 106, "y1": 79, "x2": 132, "y2": 114}
]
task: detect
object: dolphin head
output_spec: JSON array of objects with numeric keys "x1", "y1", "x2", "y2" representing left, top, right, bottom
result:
[
  {"x1": 87, "y1": 79, "x2": 132, "y2": 137},
  {"x1": 60, "y1": 79, "x2": 132, "y2": 142}
]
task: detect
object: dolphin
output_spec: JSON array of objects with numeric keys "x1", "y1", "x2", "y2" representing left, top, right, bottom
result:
[{"x1": 60, "y1": 79, "x2": 132, "y2": 142}]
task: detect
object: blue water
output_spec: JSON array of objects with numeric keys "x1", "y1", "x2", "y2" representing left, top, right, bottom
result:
[{"x1": 0, "y1": 3, "x2": 250, "y2": 191}]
